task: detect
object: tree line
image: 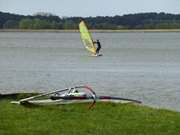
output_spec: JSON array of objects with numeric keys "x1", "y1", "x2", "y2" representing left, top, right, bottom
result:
[{"x1": 0, "y1": 11, "x2": 180, "y2": 29}]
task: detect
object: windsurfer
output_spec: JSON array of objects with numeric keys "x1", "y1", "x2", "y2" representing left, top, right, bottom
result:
[{"x1": 93, "y1": 39, "x2": 101, "y2": 55}]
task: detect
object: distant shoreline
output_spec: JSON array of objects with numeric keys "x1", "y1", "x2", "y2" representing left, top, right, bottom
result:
[{"x1": 1, "y1": 29, "x2": 180, "y2": 32}]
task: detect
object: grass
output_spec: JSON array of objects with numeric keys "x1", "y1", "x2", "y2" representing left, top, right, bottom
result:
[{"x1": 1, "y1": 98, "x2": 180, "y2": 135}]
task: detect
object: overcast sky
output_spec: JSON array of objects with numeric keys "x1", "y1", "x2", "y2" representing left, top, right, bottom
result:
[{"x1": 0, "y1": 0, "x2": 180, "y2": 17}]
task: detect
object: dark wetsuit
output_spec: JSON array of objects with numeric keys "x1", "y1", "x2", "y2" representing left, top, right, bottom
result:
[{"x1": 94, "y1": 40, "x2": 101, "y2": 54}]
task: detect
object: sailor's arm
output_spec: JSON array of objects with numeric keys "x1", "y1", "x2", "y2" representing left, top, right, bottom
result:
[{"x1": 93, "y1": 41, "x2": 97, "y2": 44}]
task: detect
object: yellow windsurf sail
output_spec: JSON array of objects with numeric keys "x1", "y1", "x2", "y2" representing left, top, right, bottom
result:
[{"x1": 79, "y1": 21, "x2": 96, "y2": 54}]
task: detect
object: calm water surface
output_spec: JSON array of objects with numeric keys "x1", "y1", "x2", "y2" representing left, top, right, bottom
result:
[{"x1": 0, "y1": 32, "x2": 180, "y2": 111}]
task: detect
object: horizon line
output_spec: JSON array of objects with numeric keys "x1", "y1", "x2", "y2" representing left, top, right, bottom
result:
[{"x1": 1, "y1": 11, "x2": 180, "y2": 18}]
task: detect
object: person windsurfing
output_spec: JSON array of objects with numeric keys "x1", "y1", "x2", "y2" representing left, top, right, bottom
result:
[{"x1": 93, "y1": 39, "x2": 101, "y2": 55}]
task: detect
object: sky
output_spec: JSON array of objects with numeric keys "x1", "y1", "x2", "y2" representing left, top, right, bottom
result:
[{"x1": 0, "y1": 0, "x2": 180, "y2": 17}]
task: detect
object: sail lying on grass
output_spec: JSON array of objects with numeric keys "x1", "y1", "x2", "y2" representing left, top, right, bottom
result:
[{"x1": 79, "y1": 21, "x2": 96, "y2": 54}]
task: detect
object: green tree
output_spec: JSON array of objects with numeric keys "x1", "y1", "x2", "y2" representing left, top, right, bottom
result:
[
  {"x1": 3, "y1": 20, "x2": 19, "y2": 29},
  {"x1": 32, "y1": 19, "x2": 51, "y2": 29},
  {"x1": 63, "y1": 20, "x2": 77, "y2": 29},
  {"x1": 19, "y1": 18, "x2": 33, "y2": 29}
]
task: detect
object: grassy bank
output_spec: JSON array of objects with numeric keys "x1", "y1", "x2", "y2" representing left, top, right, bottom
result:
[
  {"x1": 1, "y1": 29, "x2": 180, "y2": 33},
  {"x1": 0, "y1": 99, "x2": 180, "y2": 135}
]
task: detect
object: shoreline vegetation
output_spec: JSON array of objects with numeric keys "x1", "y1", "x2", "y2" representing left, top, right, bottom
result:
[
  {"x1": 0, "y1": 93, "x2": 180, "y2": 135},
  {"x1": 1, "y1": 29, "x2": 180, "y2": 33},
  {"x1": 1, "y1": 11, "x2": 180, "y2": 30}
]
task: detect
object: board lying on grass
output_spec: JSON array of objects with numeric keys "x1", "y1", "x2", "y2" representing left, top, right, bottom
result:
[{"x1": 4, "y1": 85, "x2": 141, "y2": 108}]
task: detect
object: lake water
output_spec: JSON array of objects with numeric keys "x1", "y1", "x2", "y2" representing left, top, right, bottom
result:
[{"x1": 0, "y1": 31, "x2": 180, "y2": 111}]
